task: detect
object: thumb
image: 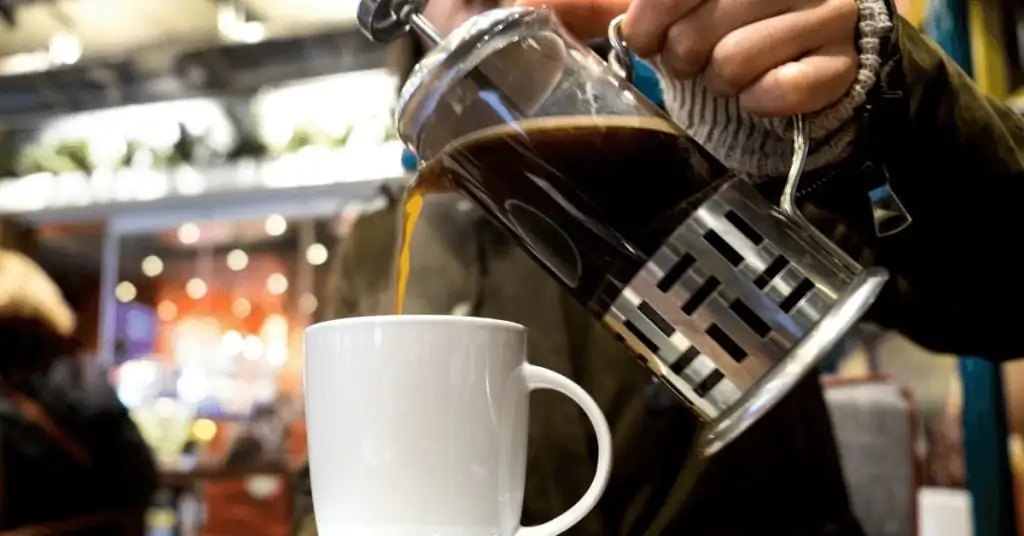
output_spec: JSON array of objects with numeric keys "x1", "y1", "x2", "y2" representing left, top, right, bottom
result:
[{"x1": 514, "y1": 0, "x2": 630, "y2": 40}]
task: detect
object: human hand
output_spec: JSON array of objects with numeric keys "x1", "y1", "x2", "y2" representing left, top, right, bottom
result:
[
  {"x1": 515, "y1": 0, "x2": 861, "y2": 117},
  {"x1": 424, "y1": 0, "x2": 506, "y2": 36}
]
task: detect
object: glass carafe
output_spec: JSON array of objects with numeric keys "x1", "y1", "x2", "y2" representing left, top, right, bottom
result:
[{"x1": 362, "y1": 3, "x2": 889, "y2": 455}]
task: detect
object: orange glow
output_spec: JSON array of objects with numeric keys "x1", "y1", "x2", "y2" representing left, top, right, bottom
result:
[{"x1": 152, "y1": 252, "x2": 306, "y2": 398}]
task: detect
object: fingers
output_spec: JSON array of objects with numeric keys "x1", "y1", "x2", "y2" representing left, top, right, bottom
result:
[
  {"x1": 657, "y1": 0, "x2": 793, "y2": 79},
  {"x1": 514, "y1": 0, "x2": 860, "y2": 117},
  {"x1": 423, "y1": 0, "x2": 480, "y2": 35},
  {"x1": 701, "y1": 1, "x2": 855, "y2": 97},
  {"x1": 515, "y1": 0, "x2": 630, "y2": 39},
  {"x1": 621, "y1": 0, "x2": 702, "y2": 56},
  {"x1": 739, "y1": 44, "x2": 858, "y2": 116}
]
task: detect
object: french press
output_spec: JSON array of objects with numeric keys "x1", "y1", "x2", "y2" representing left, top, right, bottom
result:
[{"x1": 358, "y1": 0, "x2": 890, "y2": 456}]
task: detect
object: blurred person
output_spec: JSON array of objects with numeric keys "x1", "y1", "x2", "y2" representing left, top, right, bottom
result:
[{"x1": 0, "y1": 250, "x2": 157, "y2": 535}]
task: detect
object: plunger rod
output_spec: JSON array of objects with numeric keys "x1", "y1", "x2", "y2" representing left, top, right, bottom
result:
[{"x1": 409, "y1": 12, "x2": 442, "y2": 44}]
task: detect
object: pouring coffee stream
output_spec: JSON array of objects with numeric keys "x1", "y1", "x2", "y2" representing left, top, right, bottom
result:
[{"x1": 363, "y1": 0, "x2": 890, "y2": 457}]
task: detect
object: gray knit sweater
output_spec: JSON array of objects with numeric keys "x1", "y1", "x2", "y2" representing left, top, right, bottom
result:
[{"x1": 656, "y1": 0, "x2": 893, "y2": 177}]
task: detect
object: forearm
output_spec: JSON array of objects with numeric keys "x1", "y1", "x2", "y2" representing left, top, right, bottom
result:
[{"x1": 652, "y1": 0, "x2": 893, "y2": 178}]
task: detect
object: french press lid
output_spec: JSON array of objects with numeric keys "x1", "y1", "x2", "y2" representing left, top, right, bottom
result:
[{"x1": 359, "y1": 0, "x2": 566, "y2": 160}]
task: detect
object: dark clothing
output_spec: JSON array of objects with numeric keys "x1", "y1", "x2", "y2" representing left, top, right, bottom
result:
[
  {"x1": 791, "y1": 14, "x2": 1024, "y2": 362},
  {"x1": 294, "y1": 10, "x2": 1024, "y2": 536},
  {"x1": 0, "y1": 358, "x2": 157, "y2": 534}
]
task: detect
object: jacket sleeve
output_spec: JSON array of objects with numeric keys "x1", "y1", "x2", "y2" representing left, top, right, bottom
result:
[{"x1": 832, "y1": 13, "x2": 1024, "y2": 361}]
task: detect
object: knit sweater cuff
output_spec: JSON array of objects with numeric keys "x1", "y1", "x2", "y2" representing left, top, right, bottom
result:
[{"x1": 655, "y1": 0, "x2": 893, "y2": 178}]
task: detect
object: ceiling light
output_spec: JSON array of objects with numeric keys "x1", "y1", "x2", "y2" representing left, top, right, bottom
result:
[
  {"x1": 157, "y1": 301, "x2": 178, "y2": 321},
  {"x1": 232, "y1": 298, "x2": 251, "y2": 318},
  {"x1": 115, "y1": 281, "x2": 137, "y2": 303},
  {"x1": 305, "y1": 243, "x2": 329, "y2": 266},
  {"x1": 266, "y1": 273, "x2": 288, "y2": 295},
  {"x1": 226, "y1": 249, "x2": 249, "y2": 271},
  {"x1": 264, "y1": 215, "x2": 287, "y2": 237},
  {"x1": 141, "y1": 255, "x2": 164, "y2": 277},
  {"x1": 177, "y1": 222, "x2": 200, "y2": 245},
  {"x1": 186, "y1": 278, "x2": 208, "y2": 300}
]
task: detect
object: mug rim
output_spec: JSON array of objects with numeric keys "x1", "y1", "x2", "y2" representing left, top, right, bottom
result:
[{"x1": 305, "y1": 314, "x2": 525, "y2": 335}]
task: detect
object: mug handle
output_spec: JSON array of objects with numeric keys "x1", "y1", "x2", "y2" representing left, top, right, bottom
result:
[{"x1": 516, "y1": 364, "x2": 613, "y2": 536}]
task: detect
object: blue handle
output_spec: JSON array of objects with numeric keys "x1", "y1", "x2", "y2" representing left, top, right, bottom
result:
[
  {"x1": 401, "y1": 148, "x2": 419, "y2": 172},
  {"x1": 631, "y1": 55, "x2": 665, "y2": 109}
]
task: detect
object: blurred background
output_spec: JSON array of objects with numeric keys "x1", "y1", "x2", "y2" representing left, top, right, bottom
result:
[
  {"x1": 0, "y1": 1, "x2": 411, "y2": 534},
  {"x1": 0, "y1": 0, "x2": 1018, "y2": 536}
]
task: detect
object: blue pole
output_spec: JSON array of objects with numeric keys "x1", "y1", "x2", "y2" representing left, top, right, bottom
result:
[
  {"x1": 959, "y1": 357, "x2": 1016, "y2": 536},
  {"x1": 925, "y1": 1, "x2": 1016, "y2": 534},
  {"x1": 923, "y1": 0, "x2": 973, "y2": 74}
]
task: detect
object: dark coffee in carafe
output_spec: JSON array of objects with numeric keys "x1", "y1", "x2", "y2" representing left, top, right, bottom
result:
[{"x1": 397, "y1": 115, "x2": 728, "y2": 316}]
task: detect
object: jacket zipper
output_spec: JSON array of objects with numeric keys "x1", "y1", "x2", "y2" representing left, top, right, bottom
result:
[
  {"x1": 858, "y1": 99, "x2": 913, "y2": 237},
  {"x1": 794, "y1": 101, "x2": 912, "y2": 237},
  {"x1": 795, "y1": 169, "x2": 838, "y2": 199}
]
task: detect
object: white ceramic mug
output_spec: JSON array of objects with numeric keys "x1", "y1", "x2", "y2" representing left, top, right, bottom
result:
[{"x1": 304, "y1": 315, "x2": 612, "y2": 536}]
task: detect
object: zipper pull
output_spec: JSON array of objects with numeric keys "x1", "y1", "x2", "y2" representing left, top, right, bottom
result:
[
  {"x1": 859, "y1": 101, "x2": 912, "y2": 237},
  {"x1": 863, "y1": 160, "x2": 912, "y2": 237}
]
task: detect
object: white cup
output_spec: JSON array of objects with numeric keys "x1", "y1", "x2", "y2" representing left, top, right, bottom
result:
[{"x1": 304, "y1": 315, "x2": 612, "y2": 536}]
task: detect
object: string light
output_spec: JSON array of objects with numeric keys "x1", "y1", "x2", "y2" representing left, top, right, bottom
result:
[
  {"x1": 157, "y1": 301, "x2": 177, "y2": 321},
  {"x1": 221, "y1": 330, "x2": 244, "y2": 355},
  {"x1": 115, "y1": 281, "x2": 137, "y2": 303},
  {"x1": 305, "y1": 243, "x2": 328, "y2": 266},
  {"x1": 266, "y1": 273, "x2": 288, "y2": 295},
  {"x1": 232, "y1": 298, "x2": 252, "y2": 318},
  {"x1": 298, "y1": 293, "x2": 318, "y2": 315},
  {"x1": 264, "y1": 215, "x2": 287, "y2": 236},
  {"x1": 266, "y1": 344, "x2": 288, "y2": 367},
  {"x1": 141, "y1": 255, "x2": 164, "y2": 277},
  {"x1": 242, "y1": 335, "x2": 264, "y2": 360},
  {"x1": 191, "y1": 418, "x2": 218, "y2": 442},
  {"x1": 178, "y1": 222, "x2": 200, "y2": 244},
  {"x1": 226, "y1": 249, "x2": 248, "y2": 271},
  {"x1": 186, "y1": 278, "x2": 208, "y2": 300}
]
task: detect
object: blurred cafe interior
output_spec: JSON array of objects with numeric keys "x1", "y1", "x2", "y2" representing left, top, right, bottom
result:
[
  {"x1": 0, "y1": 0, "x2": 1021, "y2": 535},
  {"x1": 0, "y1": 0, "x2": 408, "y2": 534}
]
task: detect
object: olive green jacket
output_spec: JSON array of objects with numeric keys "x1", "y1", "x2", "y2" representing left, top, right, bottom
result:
[{"x1": 293, "y1": 11, "x2": 1024, "y2": 536}]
